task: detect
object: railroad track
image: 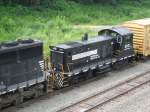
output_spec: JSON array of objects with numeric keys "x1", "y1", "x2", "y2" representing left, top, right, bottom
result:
[{"x1": 58, "y1": 70, "x2": 150, "y2": 112}]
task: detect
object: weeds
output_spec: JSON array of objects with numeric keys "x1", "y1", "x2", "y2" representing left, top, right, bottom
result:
[{"x1": 0, "y1": 0, "x2": 150, "y2": 56}]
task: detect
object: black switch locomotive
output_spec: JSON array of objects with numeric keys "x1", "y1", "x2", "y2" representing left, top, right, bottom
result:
[{"x1": 50, "y1": 27, "x2": 135, "y2": 88}]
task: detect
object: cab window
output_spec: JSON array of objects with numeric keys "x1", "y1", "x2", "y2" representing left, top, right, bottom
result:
[
  {"x1": 99, "y1": 30, "x2": 109, "y2": 36},
  {"x1": 125, "y1": 35, "x2": 131, "y2": 44},
  {"x1": 110, "y1": 32, "x2": 117, "y2": 38},
  {"x1": 117, "y1": 35, "x2": 122, "y2": 44}
]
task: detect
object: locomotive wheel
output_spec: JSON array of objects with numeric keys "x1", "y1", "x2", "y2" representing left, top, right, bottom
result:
[
  {"x1": 34, "y1": 84, "x2": 45, "y2": 98},
  {"x1": 112, "y1": 61, "x2": 124, "y2": 70},
  {"x1": 113, "y1": 59, "x2": 131, "y2": 70},
  {"x1": 0, "y1": 104, "x2": 1, "y2": 110},
  {"x1": 0, "y1": 98, "x2": 1, "y2": 108},
  {"x1": 70, "y1": 76, "x2": 79, "y2": 85},
  {"x1": 14, "y1": 95, "x2": 23, "y2": 106},
  {"x1": 86, "y1": 70, "x2": 93, "y2": 79},
  {"x1": 128, "y1": 57, "x2": 135, "y2": 63}
]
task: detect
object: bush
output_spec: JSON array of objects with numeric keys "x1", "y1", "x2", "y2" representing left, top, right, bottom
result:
[
  {"x1": 71, "y1": 0, "x2": 117, "y2": 4},
  {"x1": 0, "y1": 0, "x2": 55, "y2": 6}
]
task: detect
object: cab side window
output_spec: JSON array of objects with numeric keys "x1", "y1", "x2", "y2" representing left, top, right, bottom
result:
[
  {"x1": 117, "y1": 35, "x2": 122, "y2": 44},
  {"x1": 125, "y1": 35, "x2": 131, "y2": 44},
  {"x1": 99, "y1": 30, "x2": 109, "y2": 36},
  {"x1": 110, "y1": 32, "x2": 117, "y2": 38}
]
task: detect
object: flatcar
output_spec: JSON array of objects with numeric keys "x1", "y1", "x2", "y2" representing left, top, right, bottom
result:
[
  {"x1": 0, "y1": 39, "x2": 47, "y2": 109},
  {"x1": 50, "y1": 27, "x2": 135, "y2": 89}
]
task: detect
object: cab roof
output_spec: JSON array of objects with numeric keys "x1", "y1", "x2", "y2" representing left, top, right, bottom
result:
[
  {"x1": 0, "y1": 39, "x2": 42, "y2": 54},
  {"x1": 98, "y1": 27, "x2": 133, "y2": 36}
]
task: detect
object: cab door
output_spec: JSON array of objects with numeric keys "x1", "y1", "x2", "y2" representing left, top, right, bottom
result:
[{"x1": 109, "y1": 32, "x2": 123, "y2": 56}]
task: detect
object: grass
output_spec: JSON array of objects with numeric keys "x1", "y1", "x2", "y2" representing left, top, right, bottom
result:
[{"x1": 0, "y1": 0, "x2": 150, "y2": 56}]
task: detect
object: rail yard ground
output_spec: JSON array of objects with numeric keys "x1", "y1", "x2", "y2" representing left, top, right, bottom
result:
[
  {"x1": 2, "y1": 59, "x2": 150, "y2": 112},
  {"x1": 1, "y1": 0, "x2": 150, "y2": 55}
]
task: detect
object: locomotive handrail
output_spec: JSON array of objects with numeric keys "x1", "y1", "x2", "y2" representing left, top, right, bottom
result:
[
  {"x1": 61, "y1": 64, "x2": 65, "y2": 80},
  {"x1": 67, "y1": 63, "x2": 72, "y2": 73},
  {"x1": 50, "y1": 50, "x2": 64, "y2": 54}
]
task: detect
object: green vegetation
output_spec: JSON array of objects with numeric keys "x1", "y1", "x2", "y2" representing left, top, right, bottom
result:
[{"x1": 0, "y1": 0, "x2": 150, "y2": 56}]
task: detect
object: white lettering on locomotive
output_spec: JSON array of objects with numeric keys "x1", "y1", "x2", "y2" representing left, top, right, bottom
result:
[
  {"x1": 90, "y1": 54, "x2": 100, "y2": 60},
  {"x1": 72, "y1": 49, "x2": 98, "y2": 60}
]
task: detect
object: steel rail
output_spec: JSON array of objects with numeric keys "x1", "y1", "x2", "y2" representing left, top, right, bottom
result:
[{"x1": 58, "y1": 70, "x2": 150, "y2": 112}]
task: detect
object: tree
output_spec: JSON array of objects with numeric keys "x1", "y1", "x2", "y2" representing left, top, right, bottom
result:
[{"x1": 0, "y1": 0, "x2": 54, "y2": 6}]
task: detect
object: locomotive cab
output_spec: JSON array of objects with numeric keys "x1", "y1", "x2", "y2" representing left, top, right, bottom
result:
[
  {"x1": 98, "y1": 27, "x2": 135, "y2": 60},
  {"x1": 111, "y1": 31, "x2": 133, "y2": 53},
  {"x1": 50, "y1": 46, "x2": 64, "y2": 72}
]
